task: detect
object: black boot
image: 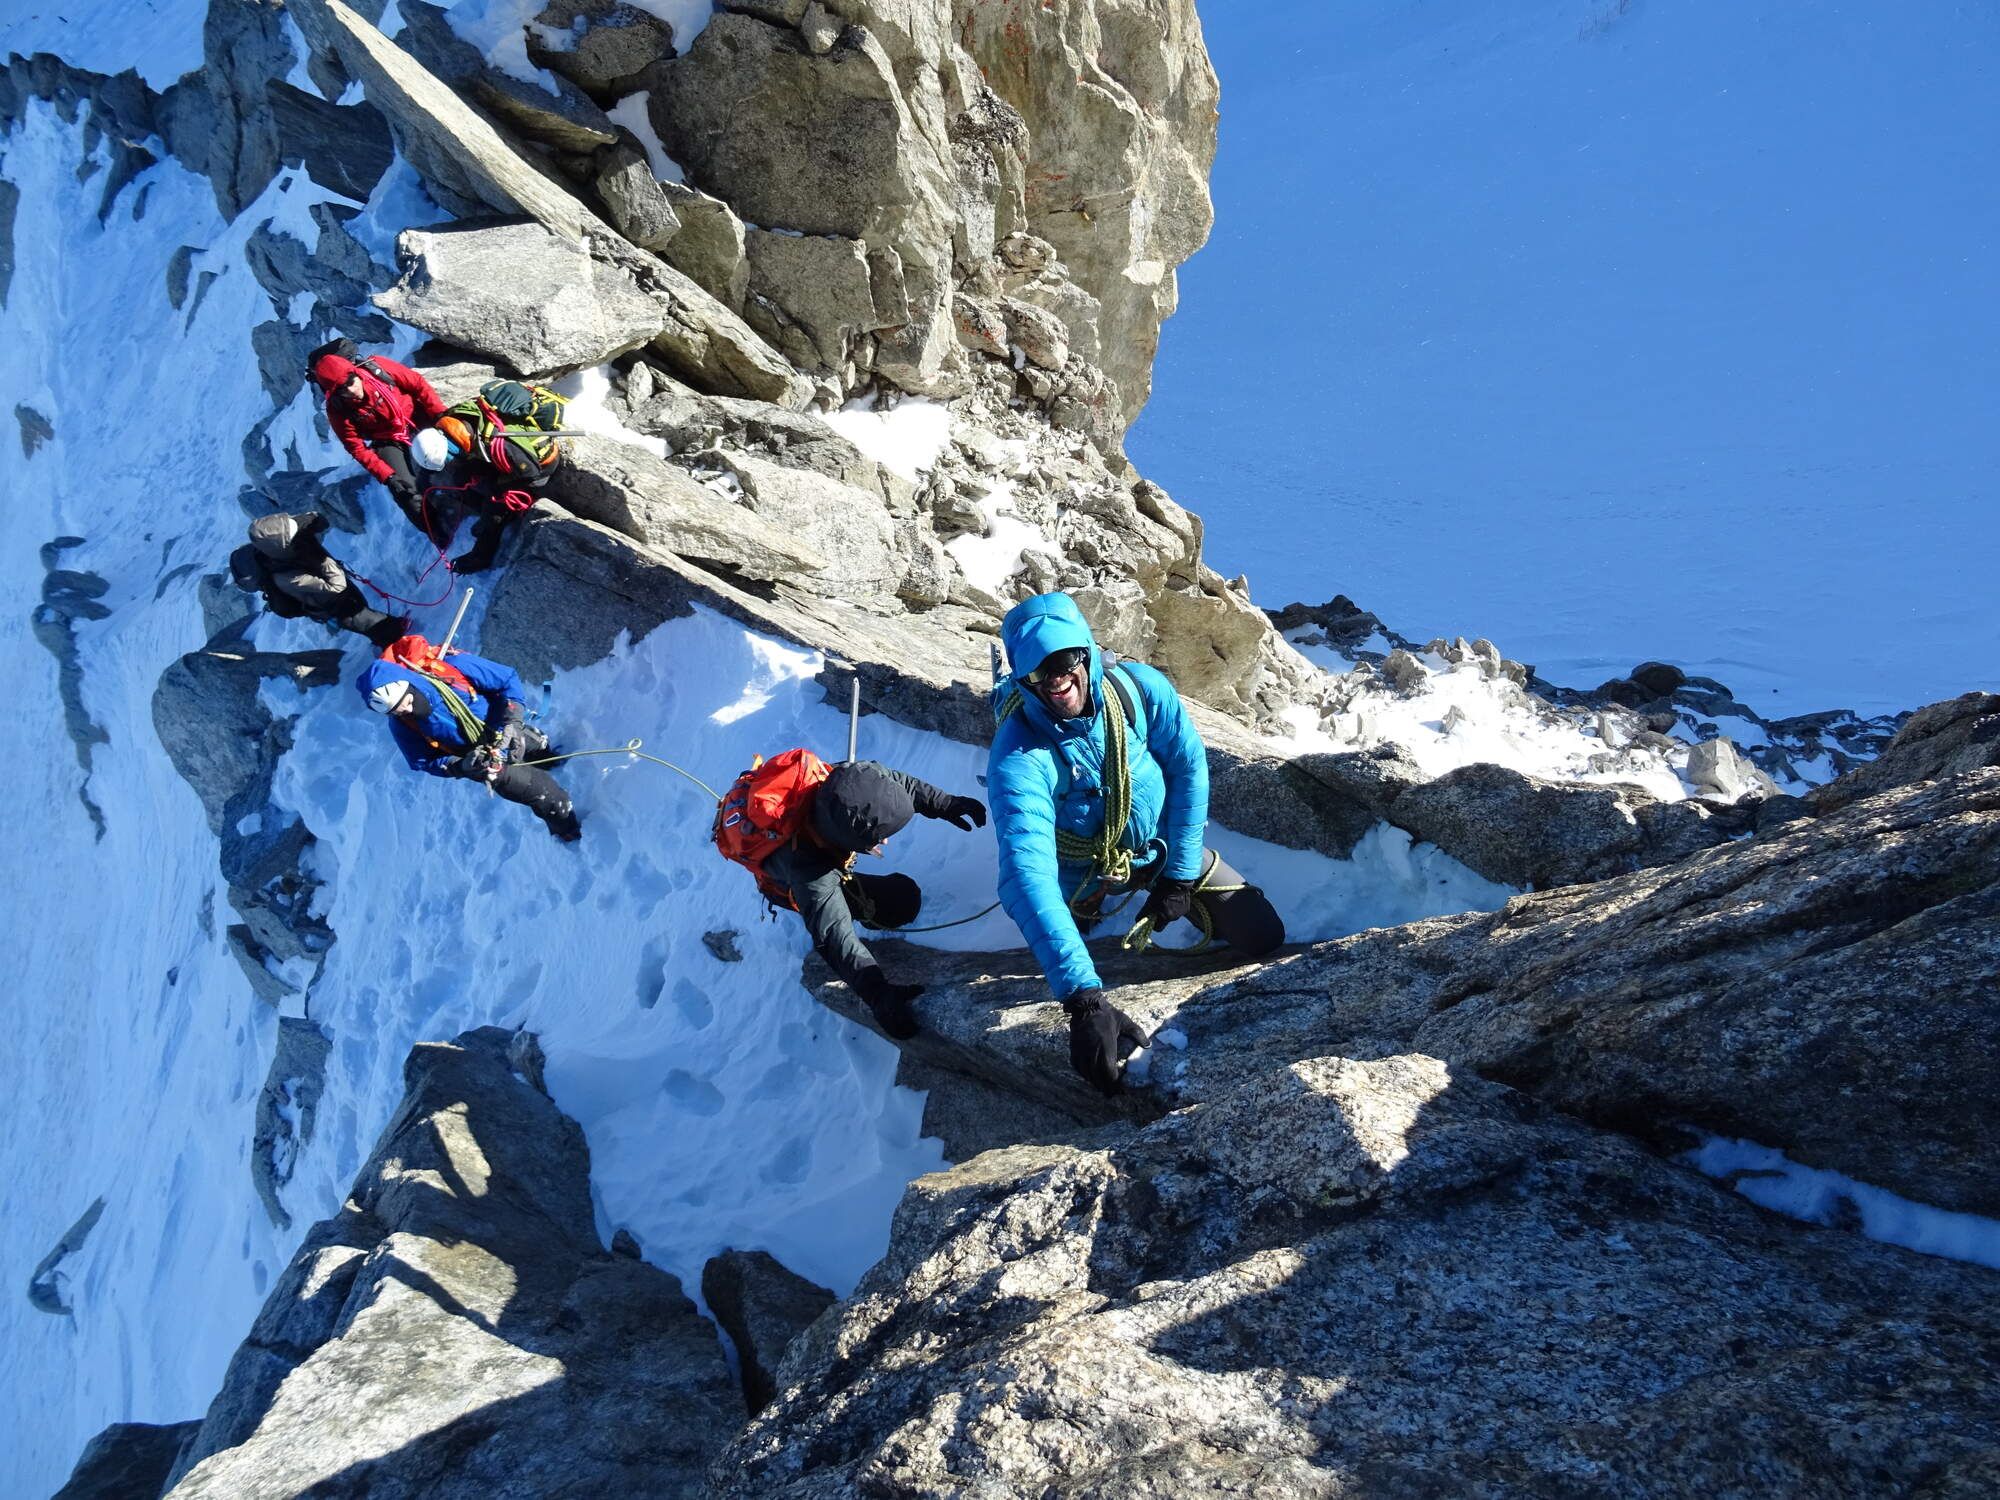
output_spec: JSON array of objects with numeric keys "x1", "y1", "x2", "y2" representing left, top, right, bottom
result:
[{"x1": 452, "y1": 517, "x2": 507, "y2": 574}]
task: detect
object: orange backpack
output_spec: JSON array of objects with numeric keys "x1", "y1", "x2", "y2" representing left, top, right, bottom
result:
[
  {"x1": 713, "y1": 748, "x2": 832, "y2": 910},
  {"x1": 378, "y1": 633, "x2": 475, "y2": 698}
]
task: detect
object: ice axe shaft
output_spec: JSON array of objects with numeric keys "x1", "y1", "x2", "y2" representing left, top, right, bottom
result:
[
  {"x1": 846, "y1": 674, "x2": 861, "y2": 763},
  {"x1": 438, "y1": 586, "x2": 474, "y2": 656}
]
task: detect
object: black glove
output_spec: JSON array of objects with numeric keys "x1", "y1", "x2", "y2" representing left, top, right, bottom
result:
[
  {"x1": 1062, "y1": 988, "x2": 1148, "y2": 1097},
  {"x1": 385, "y1": 472, "x2": 420, "y2": 505},
  {"x1": 854, "y1": 970, "x2": 922, "y2": 1040},
  {"x1": 453, "y1": 744, "x2": 498, "y2": 780},
  {"x1": 1138, "y1": 877, "x2": 1195, "y2": 931},
  {"x1": 932, "y1": 795, "x2": 987, "y2": 832}
]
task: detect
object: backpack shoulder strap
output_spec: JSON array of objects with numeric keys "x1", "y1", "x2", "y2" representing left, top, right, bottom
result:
[{"x1": 1103, "y1": 665, "x2": 1140, "y2": 731}]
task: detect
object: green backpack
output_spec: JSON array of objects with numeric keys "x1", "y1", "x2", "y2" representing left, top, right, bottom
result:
[{"x1": 444, "y1": 380, "x2": 568, "y2": 485}]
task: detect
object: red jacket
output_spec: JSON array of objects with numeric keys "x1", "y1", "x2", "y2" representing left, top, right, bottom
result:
[{"x1": 314, "y1": 355, "x2": 448, "y2": 483}]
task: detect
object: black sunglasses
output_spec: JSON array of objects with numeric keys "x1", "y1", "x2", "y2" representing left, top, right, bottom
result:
[{"x1": 1024, "y1": 647, "x2": 1089, "y2": 685}]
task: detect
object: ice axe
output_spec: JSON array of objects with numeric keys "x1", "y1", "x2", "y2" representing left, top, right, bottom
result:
[
  {"x1": 437, "y1": 585, "x2": 474, "y2": 656},
  {"x1": 846, "y1": 673, "x2": 861, "y2": 763}
]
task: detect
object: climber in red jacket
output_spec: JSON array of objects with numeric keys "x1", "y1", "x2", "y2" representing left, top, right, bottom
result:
[{"x1": 308, "y1": 343, "x2": 450, "y2": 542}]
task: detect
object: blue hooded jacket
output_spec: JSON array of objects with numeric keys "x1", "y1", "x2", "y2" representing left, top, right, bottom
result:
[
  {"x1": 988, "y1": 592, "x2": 1209, "y2": 997},
  {"x1": 355, "y1": 650, "x2": 529, "y2": 777}
]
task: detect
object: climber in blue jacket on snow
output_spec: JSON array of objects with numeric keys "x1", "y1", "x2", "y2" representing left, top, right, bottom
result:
[
  {"x1": 989, "y1": 591, "x2": 1284, "y2": 1095},
  {"x1": 355, "y1": 648, "x2": 581, "y2": 841}
]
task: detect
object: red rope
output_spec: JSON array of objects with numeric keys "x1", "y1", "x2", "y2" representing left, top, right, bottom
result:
[{"x1": 352, "y1": 482, "x2": 466, "y2": 609}]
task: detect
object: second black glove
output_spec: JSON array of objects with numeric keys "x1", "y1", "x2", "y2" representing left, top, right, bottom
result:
[
  {"x1": 1138, "y1": 877, "x2": 1195, "y2": 931},
  {"x1": 1062, "y1": 988, "x2": 1148, "y2": 1097},
  {"x1": 936, "y1": 795, "x2": 987, "y2": 832}
]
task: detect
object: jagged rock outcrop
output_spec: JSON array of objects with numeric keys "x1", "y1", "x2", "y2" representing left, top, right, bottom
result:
[
  {"x1": 824, "y1": 760, "x2": 1999, "y2": 1219},
  {"x1": 525, "y1": 0, "x2": 674, "y2": 102},
  {"x1": 720, "y1": 1052, "x2": 1999, "y2": 1497},
  {"x1": 1388, "y1": 761, "x2": 1735, "y2": 889},
  {"x1": 163, "y1": 1027, "x2": 738, "y2": 1498},
  {"x1": 287, "y1": 0, "x2": 597, "y2": 234},
  {"x1": 544, "y1": 433, "x2": 829, "y2": 582},
  {"x1": 375, "y1": 218, "x2": 807, "y2": 402},
  {"x1": 701, "y1": 1250, "x2": 835, "y2": 1415},
  {"x1": 376, "y1": 220, "x2": 670, "y2": 375},
  {"x1": 956, "y1": 0, "x2": 1218, "y2": 424},
  {"x1": 1807, "y1": 690, "x2": 1999, "y2": 813},
  {"x1": 396, "y1": 0, "x2": 621, "y2": 155}
]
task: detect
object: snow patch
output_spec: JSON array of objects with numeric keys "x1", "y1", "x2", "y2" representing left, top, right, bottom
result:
[
  {"x1": 552, "y1": 364, "x2": 669, "y2": 458},
  {"x1": 1686, "y1": 1134, "x2": 2000, "y2": 1273},
  {"x1": 944, "y1": 477, "x2": 1057, "y2": 597},
  {"x1": 607, "y1": 92, "x2": 685, "y2": 184},
  {"x1": 822, "y1": 398, "x2": 954, "y2": 482}
]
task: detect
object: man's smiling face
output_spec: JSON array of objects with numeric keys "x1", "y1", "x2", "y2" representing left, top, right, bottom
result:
[{"x1": 1029, "y1": 647, "x2": 1090, "y2": 719}]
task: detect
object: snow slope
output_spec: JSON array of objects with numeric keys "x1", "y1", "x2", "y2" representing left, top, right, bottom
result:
[
  {"x1": 0, "y1": 104, "x2": 299, "y2": 1499},
  {"x1": 1134, "y1": 0, "x2": 2000, "y2": 717}
]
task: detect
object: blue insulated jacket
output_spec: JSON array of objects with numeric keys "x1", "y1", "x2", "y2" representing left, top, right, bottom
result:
[
  {"x1": 355, "y1": 651, "x2": 528, "y2": 777},
  {"x1": 989, "y1": 592, "x2": 1209, "y2": 997}
]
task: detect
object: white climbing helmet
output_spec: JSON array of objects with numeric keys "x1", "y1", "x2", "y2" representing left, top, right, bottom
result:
[
  {"x1": 412, "y1": 427, "x2": 452, "y2": 471},
  {"x1": 367, "y1": 679, "x2": 415, "y2": 715}
]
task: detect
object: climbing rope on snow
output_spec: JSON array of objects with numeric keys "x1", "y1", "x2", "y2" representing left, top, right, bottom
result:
[{"x1": 517, "y1": 738, "x2": 724, "y2": 802}]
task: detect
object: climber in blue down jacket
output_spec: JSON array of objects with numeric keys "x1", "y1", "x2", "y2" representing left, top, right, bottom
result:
[
  {"x1": 988, "y1": 591, "x2": 1284, "y2": 1095},
  {"x1": 355, "y1": 649, "x2": 580, "y2": 842}
]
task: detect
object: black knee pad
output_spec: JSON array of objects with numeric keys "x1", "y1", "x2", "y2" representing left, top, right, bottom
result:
[
  {"x1": 1203, "y1": 884, "x2": 1285, "y2": 957},
  {"x1": 857, "y1": 873, "x2": 922, "y2": 930}
]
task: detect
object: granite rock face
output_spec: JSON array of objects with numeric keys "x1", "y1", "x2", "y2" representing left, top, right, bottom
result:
[
  {"x1": 720, "y1": 1052, "x2": 1999, "y2": 1498},
  {"x1": 543, "y1": 433, "x2": 828, "y2": 582},
  {"x1": 1808, "y1": 690, "x2": 2000, "y2": 813},
  {"x1": 840, "y1": 766, "x2": 1998, "y2": 1220},
  {"x1": 163, "y1": 1028, "x2": 738, "y2": 1499}
]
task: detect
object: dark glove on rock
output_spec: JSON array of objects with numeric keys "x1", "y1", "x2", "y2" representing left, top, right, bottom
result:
[
  {"x1": 933, "y1": 795, "x2": 987, "y2": 832},
  {"x1": 855, "y1": 969, "x2": 922, "y2": 1040},
  {"x1": 1138, "y1": 877, "x2": 1195, "y2": 931},
  {"x1": 1062, "y1": 988, "x2": 1148, "y2": 1097}
]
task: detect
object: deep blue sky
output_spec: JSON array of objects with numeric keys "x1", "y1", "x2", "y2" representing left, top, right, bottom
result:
[{"x1": 1127, "y1": 0, "x2": 2000, "y2": 714}]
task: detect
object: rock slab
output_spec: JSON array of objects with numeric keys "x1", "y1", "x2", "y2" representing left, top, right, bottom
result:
[
  {"x1": 721, "y1": 1053, "x2": 2000, "y2": 1498},
  {"x1": 162, "y1": 1027, "x2": 738, "y2": 1499}
]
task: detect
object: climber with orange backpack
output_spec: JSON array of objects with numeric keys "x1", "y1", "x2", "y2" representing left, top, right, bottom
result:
[
  {"x1": 355, "y1": 634, "x2": 581, "y2": 842},
  {"x1": 714, "y1": 751, "x2": 985, "y2": 1038}
]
